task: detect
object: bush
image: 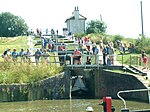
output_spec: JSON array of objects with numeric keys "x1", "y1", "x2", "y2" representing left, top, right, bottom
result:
[{"x1": 74, "y1": 32, "x2": 86, "y2": 38}]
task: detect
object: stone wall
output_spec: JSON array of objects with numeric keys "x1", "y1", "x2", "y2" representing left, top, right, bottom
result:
[
  {"x1": 94, "y1": 69, "x2": 149, "y2": 103},
  {"x1": 0, "y1": 67, "x2": 149, "y2": 102},
  {"x1": 0, "y1": 72, "x2": 69, "y2": 102}
]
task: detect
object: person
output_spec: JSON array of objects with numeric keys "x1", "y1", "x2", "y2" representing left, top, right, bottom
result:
[
  {"x1": 36, "y1": 28, "x2": 40, "y2": 35},
  {"x1": 34, "y1": 49, "x2": 42, "y2": 65},
  {"x1": 107, "y1": 45, "x2": 114, "y2": 65},
  {"x1": 25, "y1": 49, "x2": 31, "y2": 64},
  {"x1": 99, "y1": 40, "x2": 103, "y2": 52},
  {"x1": 48, "y1": 39, "x2": 54, "y2": 52},
  {"x1": 56, "y1": 29, "x2": 58, "y2": 35},
  {"x1": 51, "y1": 29, "x2": 55, "y2": 38},
  {"x1": 107, "y1": 57, "x2": 111, "y2": 66},
  {"x1": 93, "y1": 46, "x2": 99, "y2": 55},
  {"x1": 84, "y1": 36, "x2": 89, "y2": 43},
  {"x1": 2, "y1": 49, "x2": 7, "y2": 57},
  {"x1": 85, "y1": 38, "x2": 90, "y2": 51},
  {"x1": 43, "y1": 37, "x2": 47, "y2": 49},
  {"x1": 102, "y1": 45, "x2": 107, "y2": 65},
  {"x1": 2, "y1": 48, "x2": 9, "y2": 62},
  {"x1": 93, "y1": 46, "x2": 99, "y2": 64},
  {"x1": 4, "y1": 48, "x2": 11, "y2": 62},
  {"x1": 142, "y1": 52, "x2": 148, "y2": 70},
  {"x1": 86, "y1": 57, "x2": 91, "y2": 65},
  {"x1": 141, "y1": 50, "x2": 145, "y2": 58},
  {"x1": 41, "y1": 37, "x2": 47, "y2": 49},
  {"x1": 42, "y1": 49, "x2": 50, "y2": 65},
  {"x1": 92, "y1": 42, "x2": 96, "y2": 54},
  {"x1": 71, "y1": 33, "x2": 74, "y2": 41},
  {"x1": 58, "y1": 43, "x2": 66, "y2": 51},
  {"x1": 41, "y1": 37, "x2": 45, "y2": 49},
  {"x1": 19, "y1": 49, "x2": 26, "y2": 63},
  {"x1": 46, "y1": 28, "x2": 48, "y2": 35},
  {"x1": 11, "y1": 48, "x2": 18, "y2": 63},
  {"x1": 73, "y1": 48, "x2": 82, "y2": 64},
  {"x1": 78, "y1": 37, "x2": 84, "y2": 52}
]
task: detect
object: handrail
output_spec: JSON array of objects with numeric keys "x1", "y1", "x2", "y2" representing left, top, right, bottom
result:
[
  {"x1": 0, "y1": 54, "x2": 121, "y2": 65},
  {"x1": 117, "y1": 88, "x2": 150, "y2": 109}
]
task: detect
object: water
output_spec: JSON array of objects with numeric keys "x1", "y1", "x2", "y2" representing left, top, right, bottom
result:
[{"x1": 0, "y1": 99, "x2": 149, "y2": 112}]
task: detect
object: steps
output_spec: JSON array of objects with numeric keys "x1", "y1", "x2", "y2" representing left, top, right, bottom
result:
[{"x1": 129, "y1": 65, "x2": 147, "y2": 76}]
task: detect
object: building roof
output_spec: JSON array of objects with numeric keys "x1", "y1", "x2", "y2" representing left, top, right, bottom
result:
[{"x1": 65, "y1": 13, "x2": 87, "y2": 22}]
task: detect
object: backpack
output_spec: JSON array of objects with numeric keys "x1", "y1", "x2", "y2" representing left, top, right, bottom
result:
[
  {"x1": 2, "y1": 50, "x2": 7, "y2": 58},
  {"x1": 3, "y1": 50, "x2": 7, "y2": 55}
]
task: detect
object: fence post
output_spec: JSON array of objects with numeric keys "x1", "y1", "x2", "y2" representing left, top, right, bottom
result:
[
  {"x1": 64, "y1": 55, "x2": 66, "y2": 66},
  {"x1": 130, "y1": 55, "x2": 131, "y2": 66}
]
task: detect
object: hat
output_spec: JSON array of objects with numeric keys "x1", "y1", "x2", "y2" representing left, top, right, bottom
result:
[{"x1": 86, "y1": 106, "x2": 94, "y2": 111}]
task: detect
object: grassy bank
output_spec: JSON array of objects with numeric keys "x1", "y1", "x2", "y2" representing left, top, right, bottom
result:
[
  {"x1": 0, "y1": 62, "x2": 63, "y2": 84},
  {"x1": 0, "y1": 36, "x2": 63, "y2": 84},
  {"x1": 0, "y1": 36, "x2": 28, "y2": 61},
  {"x1": 0, "y1": 36, "x2": 28, "y2": 52}
]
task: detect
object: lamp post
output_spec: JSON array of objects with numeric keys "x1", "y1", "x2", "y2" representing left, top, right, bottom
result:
[{"x1": 140, "y1": 1, "x2": 144, "y2": 36}]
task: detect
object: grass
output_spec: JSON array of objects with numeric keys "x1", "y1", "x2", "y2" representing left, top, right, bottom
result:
[
  {"x1": 0, "y1": 62, "x2": 63, "y2": 84},
  {"x1": 115, "y1": 48, "x2": 140, "y2": 66},
  {"x1": 0, "y1": 36, "x2": 28, "y2": 61},
  {"x1": 0, "y1": 36, "x2": 63, "y2": 84}
]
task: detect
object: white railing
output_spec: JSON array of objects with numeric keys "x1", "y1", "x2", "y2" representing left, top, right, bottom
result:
[
  {"x1": 0, "y1": 54, "x2": 123, "y2": 66},
  {"x1": 117, "y1": 88, "x2": 150, "y2": 109}
]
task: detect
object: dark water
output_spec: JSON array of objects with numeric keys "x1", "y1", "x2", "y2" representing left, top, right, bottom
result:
[{"x1": 0, "y1": 99, "x2": 149, "y2": 112}]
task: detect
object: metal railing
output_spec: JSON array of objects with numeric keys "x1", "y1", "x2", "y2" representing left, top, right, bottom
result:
[
  {"x1": 129, "y1": 55, "x2": 150, "y2": 69},
  {"x1": 117, "y1": 88, "x2": 150, "y2": 109},
  {"x1": 0, "y1": 53, "x2": 122, "y2": 66},
  {"x1": 1, "y1": 53, "x2": 149, "y2": 69}
]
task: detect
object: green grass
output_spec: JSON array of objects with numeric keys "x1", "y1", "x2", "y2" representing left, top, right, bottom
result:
[
  {"x1": 116, "y1": 53, "x2": 140, "y2": 66},
  {"x1": 0, "y1": 36, "x2": 63, "y2": 84},
  {"x1": 0, "y1": 36, "x2": 28, "y2": 45},
  {"x1": 0, "y1": 62, "x2": 63, "y2": 84},
  {"x1": 0, "y1": 36, "x2": 28, "y2": 61},
  {"x1": 115, "y1": 48, "x2": 140, "y2": 66}
]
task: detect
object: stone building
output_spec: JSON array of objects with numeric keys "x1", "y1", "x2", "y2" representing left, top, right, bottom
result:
[{"x1": 65, "y1": 6, "x2": 87, "y2": 34}]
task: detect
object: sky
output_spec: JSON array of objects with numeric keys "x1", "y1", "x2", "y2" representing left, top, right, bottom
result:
[{"x1": 0, "y1": 0, "x2": 150, "y2": 38}]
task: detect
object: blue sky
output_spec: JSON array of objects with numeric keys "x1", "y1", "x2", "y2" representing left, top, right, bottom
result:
[{"x1": 0, "y1": 0, "x2": 149, "y2": 38}]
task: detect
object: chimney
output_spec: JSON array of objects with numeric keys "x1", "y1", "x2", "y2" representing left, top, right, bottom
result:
[
  {"x1": 77, "y1": 6, "x2": 79, "y2": 11},
  {"x1": 74, "y1": 6, "x2": 79, "y2": 20}
]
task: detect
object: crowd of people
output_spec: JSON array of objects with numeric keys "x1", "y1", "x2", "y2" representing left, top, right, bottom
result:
[
  {"x1": 1, "y1": 34, "x2": 149, "y2": 68},
  {"x1": 2, "y1": 48, "x2": 50, "y2": 65},
  {"x1": 74, "y1": 36, "x2": 115, "y2": 65}
]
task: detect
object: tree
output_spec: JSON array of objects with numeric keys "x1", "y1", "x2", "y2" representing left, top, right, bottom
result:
[
  {"x1": 135, "y1": 35, "x2": 150, "y2": 53},
  {"x1": 86, "y1": 20, "x2": 107, "y2": 34},
  {"x1": 0, "y1": 12, "x2": 28, "y2": 37}
]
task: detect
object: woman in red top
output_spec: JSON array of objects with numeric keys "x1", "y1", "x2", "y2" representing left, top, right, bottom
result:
[
  {"x1": 73, "y1": 49, "x2": 82, "y2": 64},
  {"x1": 142, "y1": 53, "x2": 148, "y2": 70}
]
